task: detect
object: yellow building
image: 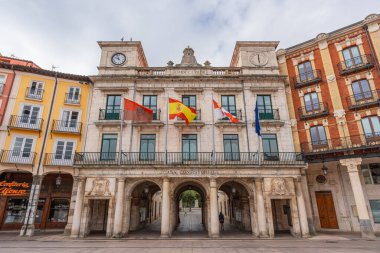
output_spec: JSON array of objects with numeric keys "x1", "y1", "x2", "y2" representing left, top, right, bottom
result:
[{"x1": 0, "y1": 63, "x2": 91, "y2": 235}]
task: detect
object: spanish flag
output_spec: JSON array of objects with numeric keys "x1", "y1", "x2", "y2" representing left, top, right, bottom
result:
[{"x1": 169, "y1": 97, "x2": 197, "y2": 125}]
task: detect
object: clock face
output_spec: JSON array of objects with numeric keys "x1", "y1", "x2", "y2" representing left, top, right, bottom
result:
[
  {"x1": 111, "y1": 53, "x2": 126, "y2": 65},
  {"x1": 249, "y1": 52, "x2": 269, "y2": 67}
]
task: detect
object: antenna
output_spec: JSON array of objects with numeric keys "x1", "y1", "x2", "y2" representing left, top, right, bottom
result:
[
  {"x1": 121, "y1": 37, "x2": 124, "y2": 42},
  {"x1": 52, "y1": 65, "x2": 59, "y2": 71}
]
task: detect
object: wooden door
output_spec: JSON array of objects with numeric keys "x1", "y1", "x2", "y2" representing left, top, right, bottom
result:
[{"x1": 315, "y1": 191, "x2": 339, "y2": 229}]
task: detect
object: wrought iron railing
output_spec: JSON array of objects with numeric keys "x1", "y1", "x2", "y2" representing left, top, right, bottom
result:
[
  {"x1": 51, "y1": 120, "x2": 82, "y2": 133},
  {"x1": 298, "y1": 102, "x2": 329, "y2": 120},
  {"x1": 337, "y1": 54, "x2": 374, "y2": 75},
  {"x1": 44, "y1": 153, "x2": 74, "y2": 166},
  {"x1": 64, "y1": 93, "x2": 81, "y2": 105},
  {"x1": 217, "y1": 109, "x2": 243, "y2": 121},
  {"x1": 99, "y1": 109, "x2": 121, "y2": 120},
  {"x1": 293, "y1": 69, "x2": 322, "y2": 88},
  {"x1": 300, "y1": 132, "x2": 380, "y2": 154},
  {"x1": 8, "y1": 115, "x2": 43, "y2": 130},
  {"x1": 73, "y1": 152, "x2": 304, "y2": 166},
  {"x1": 258, "y1": 109, "x2": 280, "y2": 120},
  {"x1": 0, "y1": 150, "x2": 36, "y2": 164},
  {"x1": 25, "y1": 87, "x2": 44, "y2": 100},
  {"x1": 346, "y1": 90, "x2": 380, "y2": 110}
]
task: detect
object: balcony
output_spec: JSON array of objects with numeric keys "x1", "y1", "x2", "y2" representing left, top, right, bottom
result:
[
  {"x1": 174, "y1": 109, "x2": 205, "y2": 128},
  {"x1": 0, "y1": 150, "x2": 36, "y2": 165},
  {"x1": 51, "y1": 120, "x2": 82, "y2": 134},
  {"x1": 44, "y1": 153, "x2": 74, "y2": 166},
  {"x1": 25, "y1": 87, "x2": 44, "y2": 100},
  {"x1": 298, "y1": 102, "x2": 329, "y2": 120},
  {"x1": 301, "y1": 132, "x2": 380, "y2": 161},
  {"x1": 99, "y1": 108, "x2": 121, "y2": 120},
  {"x1": 346, "y1": 90, "x2": 380, "y2": 110},
  {"x1": 64, "y1": 93, "x2": 81, "y2": 105},
  {"x1": 256, "y1": 109, "x2": 284, "y2": 128},
  {"x1": 8, "y1": 115, "x2": 43, "y2": 131},
  {"x1": 337, "y1": 54, "x2": 374, "y2": 75},
  {"x1": 293, "y1": 70, "x2": 322, "y2": 88},
  {"x1": 73, "y1": 152, "x2": 304, "y2": 166},
  {"x1": 132, "y1": 109, "x2": 165, "y2": 129}
]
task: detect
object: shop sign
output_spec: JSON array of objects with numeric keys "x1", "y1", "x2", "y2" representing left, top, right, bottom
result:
[{"x1": 0, "y1": 181, "x2": 31, "y2": 196}]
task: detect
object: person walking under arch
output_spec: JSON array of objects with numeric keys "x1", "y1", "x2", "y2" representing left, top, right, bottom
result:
[{"x1": 219, "y1": 211, "x2": 225, "y2": 231}]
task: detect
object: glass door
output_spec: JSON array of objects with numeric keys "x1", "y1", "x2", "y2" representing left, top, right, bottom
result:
[
  {"x1": 105, "y1": 95, "x2": 121, "y2": 120},
  {"x1": 139, "y1": 134, "x2": 156, "y2": 161},
  {"x1": 223, "y1": 135, "x2": 240, "y2": 161},
  {"x1": 182, "y1": 134, "x2": 197, "y2": 161},
  {"x1": 143, "y1": 95, "x2": 158, "y2": 120},
  {"x1": 100, "y1": 134, "x2": 118, "y2": 160},
  {"x1": 257, "y1": 95, "x2": 273, "y2": 119},
  {"x1": 262, "y1": 134, "x2": 279, "y2": 160}
]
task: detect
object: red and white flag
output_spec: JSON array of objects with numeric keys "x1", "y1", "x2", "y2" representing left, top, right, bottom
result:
[{"x1": 213, "y1": 100, "x2": 238, "y2": 123}]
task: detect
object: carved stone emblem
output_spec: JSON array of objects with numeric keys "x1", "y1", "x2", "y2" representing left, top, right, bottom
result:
[
  {"x1": 271, "y1": 178, "x2": 289, "y2": 195},
  {"x1": 88, "y1": 179, "x2": 111, "y2": 196}
]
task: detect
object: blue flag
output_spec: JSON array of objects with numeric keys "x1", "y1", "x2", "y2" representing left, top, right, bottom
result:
[{"x1": 255, "y1": 100, "x2": 261, "y2": 136}]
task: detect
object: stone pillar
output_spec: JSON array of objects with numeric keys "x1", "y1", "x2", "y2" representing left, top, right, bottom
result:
[
  {"x1": 161, "y1": 178, "x2": 170, "y2": 238},
  {"x1": 19, "y1": 175, "x2": 43, "y2": 236},
  {"x1": 340, "y1": 158, "x2": 375, "y2": 238},
  {"x1": 254, "y1": 178, "x2": 268, "y2": 238},
  {"x1": 113, "y1": 178, "x2": 125, "y2": 237},
  {"x1": 210, "y1": 178, "x2": 219, "y2": 238},
  {"x1": 300, "y1": 169, "x2": 316, "y2": 235},
  {"x1": 122, "y1": 196, "x2": 132, "y2": 235},
  {"x1": 295, "y1": 177, "x2": 310, "y2": 237},
  {"x1": 71, "y1": 177, "x2": 86, "y2": 238},
  {"x1": 64, "y1": 176, "x2": 79, "y2": 235},
  {"x1": 249, "y1": 196, "x2": 259, "y2": 237}
]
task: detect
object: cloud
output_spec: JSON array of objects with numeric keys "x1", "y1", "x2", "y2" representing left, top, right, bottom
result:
[{"x1": 0, "y1": 0, "x2": 379, "y2": 75}]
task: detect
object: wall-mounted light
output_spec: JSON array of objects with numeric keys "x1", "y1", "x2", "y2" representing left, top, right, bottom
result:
[
  {"x1": 321, "y1": 163, "x2": 328, "y2": 176},
  {"x1": 56, "y1": 171, "x2": 62, "y2": 188},
  {"x1": 144, "y1": 184, "x2": 149, "y2": 194}
]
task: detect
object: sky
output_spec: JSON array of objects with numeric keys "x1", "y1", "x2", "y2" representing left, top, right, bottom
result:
[{"x1": 1, "y1": 0, "x2": 379, "y2": 75}]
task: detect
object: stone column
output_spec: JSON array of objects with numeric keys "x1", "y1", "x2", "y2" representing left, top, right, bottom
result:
[
  {"x1": 254, "y1": 178, "x2": 268, "y2": 237},
  {"x1": 71, "y1": 177, "x2": 86, "y2": 238},
  {"x1": 64, "y1": 176, "x2": 79, "y2": 235},
  {"x1": 160, "y1": 178, "x2": 170, "y2": 238},
  {"x1": 340, "y1": 158, "x2": 375, "y2": 238},
  {"x1": 249, "y1": 196, "x2": 259, "y2": 237},
  {"x1": 122, "y1": 196, "x2": 132, "y2": 235},
  {"x1": 19, "y1": 175, "x2": 43, "y2": 236},
  {"x1": 210, "y1": 178, "x2": 219, "y2": 238},
  {"x1": 295, "y1": 177, "x2": 310, "y2": 237},
  {"x1": 113, "y1": 178, "x2": 125, "y2": 237},
  {"x1": 300, "y1": 169, "x2": 316, "y2": 235}
]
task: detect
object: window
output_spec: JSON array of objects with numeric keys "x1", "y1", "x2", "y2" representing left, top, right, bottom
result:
[
  {"x1": 342, "y1": 46, "x2": 362, "y2": 68},
  {"x1": 54, "y1": 140, "x2": 74, "y2": 160},
  {"x1": 361, "y1": 164, "x2": 380, "y2": 184},
  {"x1": 61, "y1": 110, "x2": 79, "y2": 130},
  {"x1": 257, "y1": 95, "x2": 273, "y2": 119},
  {"x1": 352, "y1": 80, "x2": 372, "y2": 101},
  {"x1": 105, "y1": 95, "x2": 121, "y2": 120},
  {"x1": 66, "y1": 87, "x2": 80, "y2": 104},
  {"x1": 139, "y1": 134, "x2": 156, "y2": 161},
  {"x1": 48, "y1": 199, "x2": 70, "y2": 222},
  {"x1": 223, "y1": 134, "x2": 240, "y2": 161},
  {"x1": 21, "y1": 105, "x2": 41, "y2": 125},
  {"x1": 262, "y1": 134, "x2": 279, "y2": 160},
  {"x1": 12, "y1": 137, "x2": 33, "y2": 157},
  {"x1": 4, "y1": 198, "x2": 28, "y2": 224},
  {"x1": 361, "y1": 116, "x2": 380, "y2": 138},
  {"x1": 0, "y1": 75, "x2": 5, "y2": 94},
  {"x1": 304, "y1": 92, "x2": 320, "y2": 112},
  {"x1": 221, "y1": 95, "x2": 237, "y2": 117},
  {"x1": 298, "y1": 61, "x2": 314, "y2": 81},
  {"x1": 182, "y1": 134, "x2": 197, "y2": 160},
  {"x1": 182, "y1": 95, "x2": 197, "y2": 119},
  {"x1": 369, "y1": 200, "x2": 380, "y2": 223},
  {"x1": 100, "y1": 134, "x2": 118, "y2": 160},
  {"x1": 310, "y1": 126, "x2": 327, "y2": 146},
  {"x1": 27, "y1": 81, "x2": 43, "y2": 99},
  {"x1": 143, "y1": 95, "x2": 158, "y2": 120}
]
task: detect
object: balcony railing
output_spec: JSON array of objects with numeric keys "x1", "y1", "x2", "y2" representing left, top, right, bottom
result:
[
  {"x1": 177, "y1": 109, "x2": 202, "y2": 121},
  {"x1": 8, "y1": 115, "x2": 43, "y2": 130},
  {"x1": 346, "y1": 90, "x2": 380, "y2": 110},
  {"x1": 298, "y1": 102, "x2": 329, "y2": 120},
  {"x1": 0, "y1": 150, "x2": 36, "y2": 165},
  {"x1": 258, "y1": 109, "x2": 280, "y2": 120},
  {"x1": 51, "y1": 120, "x2": 82, "y2": 134},
  {"x1": 337, "y1": 54, "x2": 374, "y2": 75},
  {"x1": 74, "y1": 152, "x2": 304, "y2": 166},
  {"x1": 99, "y1": 108, "x2": 162, "y2": 121},
  {"x1": 293, "y1": 70, "x2": 322, "y2": 88},
  {"x1": 217, "y1": 109, "x2": 243, "y2": 121},
  {"x1": 64, "y1": 93, "x2": 81, "y2": 105},
  {"x1": 25, "y1": 87, "x2": 44, "y2": 100},
  {"x1": 44, "y1": 153, "x2": 74, "y2": 166},
  {"x1": 301, "y1": 132, "x2": 380, "y2": 154}
]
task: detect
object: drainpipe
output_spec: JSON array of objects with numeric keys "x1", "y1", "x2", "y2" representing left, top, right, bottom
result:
[
  {"x1": 21, "y1": 71, "x2": 59, "y2": 236},
  {"x1": 363, "y1": 25, "x2": 380, "y2": 76}
]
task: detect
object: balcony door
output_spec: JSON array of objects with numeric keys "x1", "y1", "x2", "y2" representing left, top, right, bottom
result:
[
  {"x1": 28, "y1": 81, "x2": 43, "y2": 99},
  {"x1": 10, "y1": 137, "x2": 34, "y2": 163},
  {"x1": 223, "y1": 134, "x2": 240, "y2": 161},
  {"x1": 361, "y1": 116, "x2": 380, "y2": 141},
  {"x1": 262, "y1": 134, "x2": 279, "y2": 161},
  {"x1": 143, "y1": 95, "x2": 157, "y2": 120},
  {"x1": 297, "y1": 61, "x2": 314, "y2": 82},
  {"x1": 310, "y1": 126, "x2": 327, "y2": 148},
  {"x1": 20, "y1": 105, "x2": 41, "y2": 127},
  {"x1": 139, "y1": 134, "x2": 156, "y2": 161},
  {"x1": 100, "y1": 134, "x2": 118, "y2": 160},
  {"x1": 105, "y1": 95, "x2": 121, "y2": 120},
  {"x1": 182, "y1": 134, "x2": 197, "y2": 161},
  {"x1": 221, "y1": 95, "x2": 237, "y2": 117},
  {"x1": 61, "y1": 110, "x2": 79, "y2": 130},
  {"x1": 304, "y1": 92, "x2": 320, "y2": 112},
  {"x1": 67, "y1": 87, "x2": 80, "y2": 103},
  {"x1": 54, "y1": 140, "x2": 74, "y2": 164},
  {"x1": 343, "y1": 46, "x2": 362, "y2": 68},
  {"x1": 182, "y1": 95, "x2": 197, "y2": 120},
  {"x1": 352, "y1": 79, "x2": 372, "y2": 101},
  {"x1": 257, "y1": 95, "x2": 273, "y2": 120}
]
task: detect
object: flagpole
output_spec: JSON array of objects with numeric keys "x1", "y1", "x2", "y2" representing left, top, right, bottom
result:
[
  {"x1": 165, "y1": 95, "x2": 169, "y2": 165},
  {"x1": 258, "y1": 135, "x2": 261, "y2": 166},
  {"x1": 118, "y1": 96, "x2": 124, "y2": 165},
  {"x1": 128, "y1": 81, "x2": 137, "y2": 153},
  {"x1": 211, "y1": 94, "x2": 216, "y2": 164}
]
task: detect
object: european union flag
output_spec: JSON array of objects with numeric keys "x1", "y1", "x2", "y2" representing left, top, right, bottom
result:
[{"x1": 255, "y1": 100, "x2": 261, "y2": 136}]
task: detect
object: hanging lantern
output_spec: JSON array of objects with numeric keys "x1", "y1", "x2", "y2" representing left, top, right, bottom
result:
[
  {"x1": 321, "y1": 163, "x2": 328, "y2": 175},
  {"x1": 144, "y1": 184, "x2": 149, "y2": 194},
  {"x1": 56, "y1": 172, "x2": 62, "y2": 188}
]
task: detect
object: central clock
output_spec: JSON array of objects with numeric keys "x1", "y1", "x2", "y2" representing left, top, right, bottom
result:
[
  {"x1": 111, "y1": 53, "x2": 126, "y2": 65},
  {"x1": 249, "y1": 52, "x2": 269, "y2": 67}
]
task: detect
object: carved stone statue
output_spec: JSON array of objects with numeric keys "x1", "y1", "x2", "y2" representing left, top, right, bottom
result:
[
  {"x1": 176, "y1": 46, "x2": 202, "y2": 67},
  {"x1": 88, "y1": 178, "x2": 111, "y2": 196},
  {"x1": 271, "y1": 178, "x2": 289, "y2": 195}
]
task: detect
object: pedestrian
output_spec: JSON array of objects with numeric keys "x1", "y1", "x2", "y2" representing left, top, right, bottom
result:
[{"x1": 219, "y1": 211, "x2": 224, "y2": 231}]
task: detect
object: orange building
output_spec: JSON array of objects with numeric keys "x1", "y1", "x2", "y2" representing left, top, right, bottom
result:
[{"x1": 277, "y1": 14, "x2": 380, "y2": 238}]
